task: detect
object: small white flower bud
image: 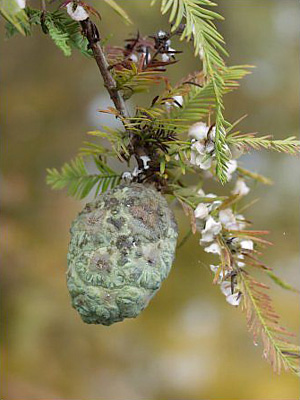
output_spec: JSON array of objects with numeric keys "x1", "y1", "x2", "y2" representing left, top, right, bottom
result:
[
  {"x1": 66, "y1": 2, "x2": 89, "y2": 21},
  {"x1": 240, "y1": 240, "x2": 254, "y2": 250},
  {"x1": 188, "y1": 122, "x2": 209, "y2": 141},
  {"x1": 232, "y1": 178, "x2": 250, "y2": 196},
  {"x1": 194, "y1": 203, "x2": 209, "y2": 220},
  {"x1": 140, "y1": 155, "x2": 151, "y2": 170},
  {"x1": 16, "y1": 0, "x2": 26, "y2": 9},
  {"x1": 203, "y1": 242, "x2": 221, "y2": 254}
]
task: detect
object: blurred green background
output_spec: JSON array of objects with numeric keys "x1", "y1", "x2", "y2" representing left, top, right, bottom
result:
[{"x1": 1, "y1": 1, "x2": 299, "y2": 399}]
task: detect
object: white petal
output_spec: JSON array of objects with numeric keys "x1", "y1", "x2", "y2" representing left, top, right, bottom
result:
[
  {"x1": 140, "y1": 155, "x2": 151, "y2": 170},
  {"x1": 202, "y1": 216, "x2": 222, "y2": 236},
  {"x1": 188, "y1": 122, "x2": 209, "y2": 141},
  {"x1": 168, "y1": 47, "x2": 176, "y2": 57},
  {"x1": 226, "y1": 292, "x2": 241, "y2": 306},
  {"x1": 225, "y1": 160, "x2": 237, "y2": 181},
  {"x1": 122, "y1": 171, "x2": 132, "y2": 181},
  {"x1": 190, "y1": 151, "x2": 196, "y2": 165},
  {"x1": 161, "y1": 53, "x2": 170, "y2": 62},
  {"x1": 199, "y1": 156, "x2": 212, "y2": 170},
  {"x1": 191, "y1": 140, "x2": 206, "y2": 155},
  {"x1": 194, "y1": 203, "x2": 209, "y2": 219},
  {"x1": 205, "y1": 140, "x2": 215, "y2": 154},
  {"x1": 197, "y1": 188, "x2": 205, "y2": 197},
  {"x1": 201, "y1": 232, "x2": 214, "y2": 243},
  {"x1": 209, "y1": 126, "x2": 216, "y2": 141},
  {"x1": 219, "y1": 208, "x2": 236, "y2": 228},
  {"x1": 67, "y1": 3, "x2": 89, "y2": 21},
  {"x1": 132, "y1": 167, "x2": 142, "y2": 177},
  {"x1": 173, "y1": 95, "x2": 183, "y2": 107},
  {"x1": 204, "y1": 242, "x2": 221, "y2": 254},
  {"x1": 206, "y1": 193, "x2": 217, "y2": 199},
  {"x1": 232, "y1": 178, "x2": 250, "y2": 196},
  {"x1": 157, "y1": 30, "x2": 167, "y2": 39},
  {"x1": 220, "y1": 281, "x2": 232, "y2": 296},
  {"x1": 16, "y1": 0, "x2": 26, "y2": 9},
  {"x1": 240, "y1": 240, "x2": 254, "y2": 250},
  {"x1": 129, "y1": 54, "x2": 138, "y2": 63}
]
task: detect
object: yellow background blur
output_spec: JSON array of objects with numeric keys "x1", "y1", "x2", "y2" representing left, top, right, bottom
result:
[{"x1": 1, "y1": 1, "x2": 299, "y2": 399}]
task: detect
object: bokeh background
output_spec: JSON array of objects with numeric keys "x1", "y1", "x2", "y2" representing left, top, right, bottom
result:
[{"x1": 1, "y1": 0, "x2": 299, "y2": 399}]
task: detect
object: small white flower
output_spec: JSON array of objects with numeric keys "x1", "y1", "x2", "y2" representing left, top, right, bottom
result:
[
  {"x1": 225, "y1": 160, "x2": 237, "y2": 181},
  {"x1": 194, "y1": 203, "x2": 209, "y2": 220},
  {"x1": 165, "y1": 95, "x2": 183, "y2": 111},
  {"x1": 232, "y1": 178, "x2": 250, "y2": 196},
  {"x1": 161, "y1": 53, "x2": 170, "y2": 62},
  {"x1": 122, "y1": 171, "x2": 133, "y2": 181},
  {"x1": 129, "y1": 53, "x2": 138, "y2": 63},
  {"x1": 188, "y1": 122, "x2": 209, "y2": 141},
  {"x1": 188, "y1": 123, "x2": 216, "y2": 171},
  {"x1": 219, "y1": 208, "x2": 236, "y2": 229},
  {"x1": 197, "y1": 188, "x2": 205, "y2": 197},
  {"x1": 237, "y1": 261, "x2": 245, "y2": 267},
  {"x1": 220, "y1": 281, "x2": 232, "y2": 297},
  {"x1": 190, "y1": 148, "x2": 212, "y2": 170},
  {"x1": 132, "y1": 167, "x2": 143, "y2": 177},
  {"x1": 201, "y1": 216, "x2": 222, "y2": 242},
  {"x1": 16, "y1": 0, "x2": 26, "y2": 9},
  {"x1": 140, "y1": 155, "x2": 151, "y2": 170},
  {"x1": 157, "y1": 30, "x2": 167, "y2": 39},
  {"x1": 226, "y1": 292, "x2": 241, "y2": 306},
  {"x1": 240, "y1": 240, "x2": 254, "y2": 250},
  {"x1": 199, "y1": 155, "x2": 212, "y2": 170},
  {"x1": 204, "y1": 242, "x2": 221, "y2": 255},
  {"x1": 173, "y1": 95, "x2": 183, "y2": 107},
  {"x1": 161, "y1": 47, "x2": 176, "y2": 62},
  {"x1": 191, "y1": 140, "x2": 206, "y2": 155},
  {"x1": 67, "y1": 2, "x2": 89, "y2": 21},
  {"x1": 220, "y1": 282, "x2": 241, "y2": 306}
]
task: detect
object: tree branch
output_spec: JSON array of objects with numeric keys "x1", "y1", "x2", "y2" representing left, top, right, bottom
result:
[{"x1": 80, "y1": 18, "x2": 130, "y2": 120}]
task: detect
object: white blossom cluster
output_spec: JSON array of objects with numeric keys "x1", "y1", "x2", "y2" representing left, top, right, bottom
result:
[
  {"x1": 127, "y1": 30, "x2": 177, "y2": 66},
  {"x1": 122, "y1": 155, "x2": 151, "y2": 181},
  {"x1": 188, "y1": 122, "x2": 240, "y2": 181},
  {"x1": 156, "y1": 30, "x2": 176, "y2": 62},
  {"x1": 194, "y1": 183, "x2": 252, "y2": 306}
]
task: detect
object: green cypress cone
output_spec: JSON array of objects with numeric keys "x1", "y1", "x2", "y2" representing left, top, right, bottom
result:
[{"x1": 67, "y1": 183, "x2": 178, "y2": 325}]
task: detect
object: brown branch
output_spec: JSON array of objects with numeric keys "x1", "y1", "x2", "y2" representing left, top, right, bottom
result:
[
  {"x1": 79, "y1": 18, "x2": 166, "y2": 188},
  {"x1": 80, "y1": 18, "x2": 130, "y2": 120}
]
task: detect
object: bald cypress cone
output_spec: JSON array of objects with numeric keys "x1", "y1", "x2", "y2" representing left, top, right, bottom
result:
[{"x1": 67, "y1": 183, "x2": 178, "y2": 325}]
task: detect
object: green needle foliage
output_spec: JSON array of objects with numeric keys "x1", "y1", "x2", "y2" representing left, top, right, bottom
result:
[
  {"x1": 46, "y1": 157, "x2": 121, "y2": 199},
  {"x1": 152, "y1": 0, "x2": 230, "y2": 182},
  {"x1": 239, "y1": 271, "x2": 300, "y2": 375}
]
